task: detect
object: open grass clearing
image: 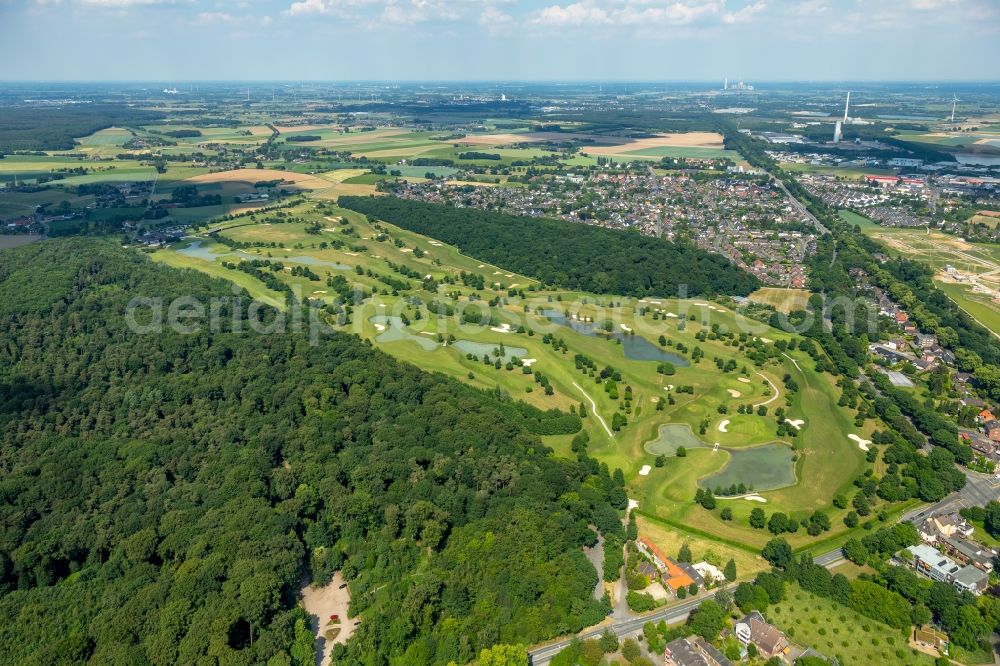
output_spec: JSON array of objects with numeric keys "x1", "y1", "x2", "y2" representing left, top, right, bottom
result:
[{"x1": 768, "y1": 584, "x2": 933, "y2": 666}]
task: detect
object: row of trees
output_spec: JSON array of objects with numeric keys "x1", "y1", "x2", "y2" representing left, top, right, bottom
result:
[{"x1": 338, "y1": 196, "x2": 761, "y2": 298}]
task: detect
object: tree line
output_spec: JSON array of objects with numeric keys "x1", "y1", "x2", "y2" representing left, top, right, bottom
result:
[{"x1": 338, "y1": 196, "x2": 761, "y2": 298}]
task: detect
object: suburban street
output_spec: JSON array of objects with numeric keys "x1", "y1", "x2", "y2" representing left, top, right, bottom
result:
[{"x1": 529, "y1": 471, "x2": 1000, "y2": 665}]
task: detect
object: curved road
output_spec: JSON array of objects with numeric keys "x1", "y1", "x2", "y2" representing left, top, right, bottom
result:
[
  {"x1": 530, "y1": 470, "x2": 1000, "y2": 664},
  {"x1": 529, "y1": 547, "x2": 844, "y2": 665}
]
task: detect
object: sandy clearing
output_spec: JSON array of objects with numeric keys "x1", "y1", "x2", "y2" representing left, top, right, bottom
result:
[
  {"x1": 738, "y1": 377, "x2": 751, "y2": 384},
  {"x1": 785, "y1": 419, "x2": 804, "y2": 430},
  {"x1": 639, "y1": 465, "x2": 652, "y2": 476},
  {"x1": 727, "y1": 389, "x2": 741, "y2": 398},
  {"x1": 718, "y1": 419, "x2": 730, "y2": 433},
  {"x1": 185, "y1": 168, "x2": 330, "y2": 190},
  {"x1": 849, "y1": 434, "x2": 871, "y2": 451},
  {"x1": 301, "y1": 571, "x2": 354, "y2": 666}
]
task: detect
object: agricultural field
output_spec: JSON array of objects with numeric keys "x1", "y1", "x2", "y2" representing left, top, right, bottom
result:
[
  {"x1": 152, "y1": 195, "x2": 888, "y2": 557},
  {"x1": 748, "y1": 287, "x2": 811, "y2": 313}
]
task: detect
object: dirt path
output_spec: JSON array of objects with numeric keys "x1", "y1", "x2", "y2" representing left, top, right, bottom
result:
[
  {"x1": 573, "y1": 381, "x2": 614, "y2": 438},
  {"x1": 753, "y1": 373, "x2": 781, "y2": 407},
  {"x1": 300, "y1": 572, "x2": 354, "y2": 666}
]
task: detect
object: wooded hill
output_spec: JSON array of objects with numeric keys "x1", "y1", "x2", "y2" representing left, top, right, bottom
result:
[
  {"x1": 339, "y1": 196, "x2": 761, "y2": 298},
  {"x1": 0, "y1": 239, "x2": 620, "y2": 665}
]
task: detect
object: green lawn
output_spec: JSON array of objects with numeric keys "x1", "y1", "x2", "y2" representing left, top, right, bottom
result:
[
  {"x1": 768, "y1": 585, "x2": 934, "y2": 666},
  {"x1": 838, "y1": 209, "x2": 882, "y2": 230}
]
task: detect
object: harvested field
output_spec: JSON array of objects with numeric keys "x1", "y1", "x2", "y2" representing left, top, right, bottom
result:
[
  {"x1": 584, "y1": 132, "x2": 725, "y2": 156},
  {"x1": 185, "y1": 168, "x2": 331, "y2": 190},
  {"x1": 274, "y1": 124, "x2": 339, "y2": 133}
]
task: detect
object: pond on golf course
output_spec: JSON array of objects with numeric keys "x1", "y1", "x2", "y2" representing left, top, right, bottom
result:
[
  {"x1": 643, "y1": 423, "x2": 706, "y2": 456},
  {"x1": 370, "y1": 315, "x2": 439, "y2": 351},
  {"x1": 541, "y1": 310, "x2": 689, "y2": 366},
  {"x1": 699, "y1": 443, "x2": 796, "y2": 493},
  {"x1": 452, "y1": 340, "x2": 528, "y2": 363},
  {"x1": 177, "y1": 240, "x2": 351, "y2": 270}
]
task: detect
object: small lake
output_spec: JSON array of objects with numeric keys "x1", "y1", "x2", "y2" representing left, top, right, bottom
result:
[
  {"x1": 644, "y1": 423, "x2": 706, "y2": 456},
  {"x1": 452, "y1": 340, "x2": 528, "y2": 363},
  {"x1": 699, "y1": 443, "x2": 796, "y2": 493},
  {"x1": 541, "y1": 309, "x2": 689, "y2": 366},
  {"x1": 955, "y1": 154, "x2": 1000, "y2": 166},
  {"x1": 177, "y1": 240, "x2": 351, "y2": 270},
  {"x1": 370, "y1": 315, "x2": 439, "y2": 351}
]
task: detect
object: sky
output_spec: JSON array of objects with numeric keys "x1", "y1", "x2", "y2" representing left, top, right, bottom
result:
[{"x1": 0, "y1": 0, "x2": 997, "y2": 81}]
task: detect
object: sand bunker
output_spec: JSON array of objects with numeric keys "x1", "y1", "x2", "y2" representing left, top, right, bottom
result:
[
  {"x1": 718, "y1": 419, "x2": 730, "y2": 433},
  {"x1": 490, "y1": 323, "x2": 513, "y2": 333},
  {"x1": 639, "y1": 465, "x2": 652, "y2": 476},
  {"x1": 738, "y1": 377, "x2": 751, "y2": 384},
  {"x1": 849, "y1": 434, "x2": 872, "y2": 451},
  {"x1": 743, "y1": 495, "x2": 767, "y2": 503},
  {"x1": 727, "y1": 389, "x2": 742, "y2": 398},
  {"x1": 521, "y1": 358, "x2": 537, "y2": 367},
  {"x1": 785, "y1": 419, "x2": 804, "y2": 430},
  {"x1": 373, "y1": 323, "x2": 385, "y2": 332},
  {"x1": 664, "y1": 312, "x2": 678, "y2": 318},
  {"x1": 620, "y1": 324, "x2": 633, "y2": 332}
]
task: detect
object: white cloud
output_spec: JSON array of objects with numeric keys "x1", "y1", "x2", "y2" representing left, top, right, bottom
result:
[
  {"x1": 909, "y1": 0, "x2": 959, "y2": 9},
  {"x1": 479, "y1": 5, "x2": 513, "y2": 25},
  {"x1": 534, "y1": 1, "x2": 609, "y2": 26},
  {"x1": 76, "y1": 0, "x2": 180, "y2": 5},
  {"x1": 723, "y1": 0, "x2": 765, "y2": 23},
  {"x1": 532, "y1": 1, "x2": 767, "y2": 27},
  {"x1": 786, "y1": 0, "x2": 828, "y2": 17},
  {"x1": 285, "y1": 0, "x2": 340, "y2": 16}
]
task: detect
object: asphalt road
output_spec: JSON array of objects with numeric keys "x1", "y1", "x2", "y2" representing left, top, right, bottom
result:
[
  {"x1": 529, "y1": 548, "x2": 844, "y2": 665},
  {"x1": 529, "y1": 471, "x2": 1000, "y2": 665},
  {"x1": 773, "y1": 178, "x2": 829, "y2": 235}
]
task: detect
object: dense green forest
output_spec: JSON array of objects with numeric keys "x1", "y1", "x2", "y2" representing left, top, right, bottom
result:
[
  {"x1": 338, "y1": 196, "x2": 760, "y2": 298},
  {"x1": 0, "y1": 239, "x2": 620, "y2": 665},
  {"x1": 0, "y1": 105, "x2": 163, "y2": 152}
]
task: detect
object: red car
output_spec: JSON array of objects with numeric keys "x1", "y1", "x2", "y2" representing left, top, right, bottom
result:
[{"x1": 329, "y1": 614, "x2": 340, "y2": 623}]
